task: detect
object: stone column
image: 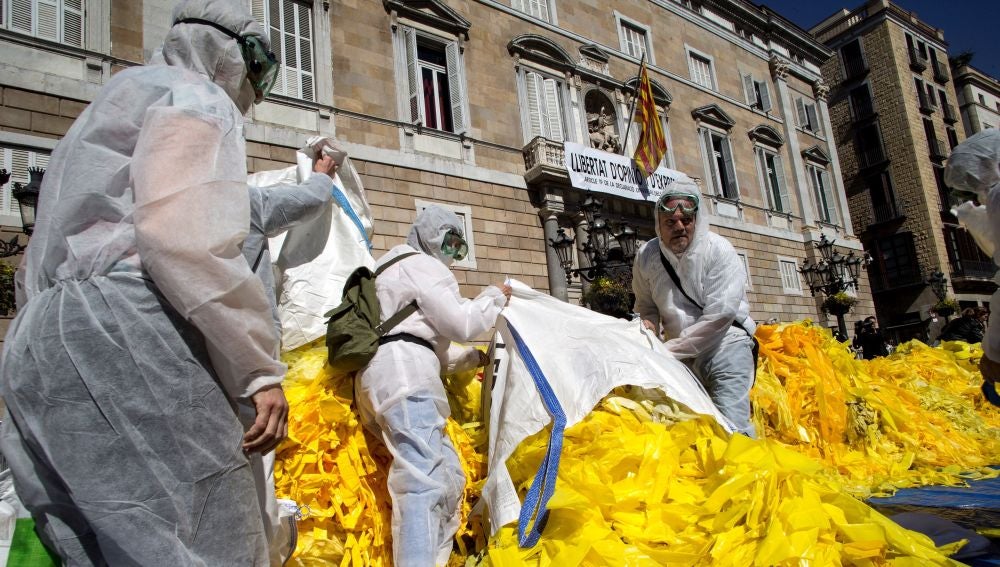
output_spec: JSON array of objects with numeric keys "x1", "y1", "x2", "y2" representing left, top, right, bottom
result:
[
  {"x1": 573, "y1": 212, "x2": 592, "y2": 296},
  {"x1": 814, "y1": 79, "x2": 854, "y2": 237},
  {"x1": 541, "y1": 206, "x2": 569, "y2": 301},
  {"x1": 770, "y1": 55, "x2": 815, "y2": 227}
]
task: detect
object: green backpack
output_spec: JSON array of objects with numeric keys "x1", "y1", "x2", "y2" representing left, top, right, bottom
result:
[{"x1": 324, "y1": 252, "x2": 419, "y2": 374}]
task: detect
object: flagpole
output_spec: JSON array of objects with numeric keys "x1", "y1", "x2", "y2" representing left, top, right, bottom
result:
[{"x1": 620, "y1": 51, "x2": 646, "y2": 156}]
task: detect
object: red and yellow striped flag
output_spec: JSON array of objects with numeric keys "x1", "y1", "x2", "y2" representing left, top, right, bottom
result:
[{"x1": 632, "y1": 62, "x2": 667, "y2": 177}]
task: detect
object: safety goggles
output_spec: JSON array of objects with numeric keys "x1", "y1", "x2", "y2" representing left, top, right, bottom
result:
[
  {"x1": 441, "y1": 229, "x2": 469, "y2": 261},
  {"x1": 175, "y1": 18, "x2": 280, "y2": 103},
  {"x1": 656, "y1": 193, "x2": 700, "y2": 217}
]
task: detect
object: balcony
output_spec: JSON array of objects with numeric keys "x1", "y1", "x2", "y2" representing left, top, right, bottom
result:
[
  {"x1": 869, "y1": 265, "x2": 924, "y2": 293},
  {"x1": 928, "y1": 136, "x2": 947, "y2": 161},
  {"x1": 932, "y1": 59, "x2": 950, "y2": 84},
  {"x1": 844, "y1": 56, "x2": 869, "y2": 80},
  {"x1": 522, "y1": 136, "x2": 567, "y2": 185},
  {"x1": 943, "y1": 103, "x2": 959, "y2": 124},
  {"x1": 917, "y1": 89, "x2": 937, "y2": 114},
  {"x1": 871, "y1": 198, "x2": 903, "y2": 224},
  {"x1": 858, "y1": 144, "x2": 888, "y2": 170},
  {"x1": 908, "y1": 47, "x2": 928, "y2": 72},
  {"x1": 851, "y1": 97, "x2": 877, "y2": 122},
  {"x1": 950, "y1": 259, "x2": 998, "y2": 281}
]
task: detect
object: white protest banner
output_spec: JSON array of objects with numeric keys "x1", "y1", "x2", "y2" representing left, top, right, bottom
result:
[{"x1": 563, "y1": 141, "x2": 688, "y2": 202}]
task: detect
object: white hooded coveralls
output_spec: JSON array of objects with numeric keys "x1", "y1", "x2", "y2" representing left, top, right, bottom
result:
[
  {"x1": 0, "y1": 1, "x2": 278, "y2": 564},
  {"x1": 356, "y1": 205, "x2": 505, "y2": 566},
  {"x1": 631, "y1": 180, "x2": 757, "y2": 436}
]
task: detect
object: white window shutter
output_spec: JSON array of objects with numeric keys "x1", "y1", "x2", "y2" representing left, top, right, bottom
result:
[
  {"x1": 0, "y1": 149, "x2": 12, "y2": 216},
  {"x1": 821, "y1": 170, "x2": 838, "y2": 224},
  {"x1": 805, "y1": 103, "x2": 819, "y2": 133},
  {"x1": 721, "y1": 137, "x2": 738, "y2": 199},
  {"x1": 9, "y1": 149, "x2": 30, "y2": 217},
  {"x1": 525, "y1": 72, "x2": 544, "y2": 139},
  {"x1": 755, "y1": 147, "x2": 769, "y2": 206},
  {"x1": 10, "y1": 0, "x2": 32, "y2": 34},
  {"x1": 35, "y1": 0, "x2": 58, "y2": 41},
  {"x1": 535, "y1": 0, "x2": 549, "y2": 22},
  {"x1": 296, "y1": 2, "x2": 314, "y2": 101},
  {"x1": 757, "y1": 81, "x2": 772, "y2": 112},
  {"x1": 774, "y1": 154, "x2": 789, "y2": 212},
  {"x1": 511, "y1": 0, "x2": 525, "y2": 12},
  {"x1": 445, "y1": 41, "x2": 466, "y2": 134},
  {"x1": 700, "y1": 128, "x2": 718, "y2": 194},
  {"x1": 796, "y1": 98, "x2": 807, "y2": 128},
  {"x1": 542, "y1": 78, "x2": 563, "y2": 142},
  {"x1": 403, "y1": 27, "x2": 422, "y2": 125},
  {"x1": 742, "y1": 74, "x2": 755, "y2": 106},
  {"x1": 251, "y1": 0, "x2": 266, "y2": 25}
]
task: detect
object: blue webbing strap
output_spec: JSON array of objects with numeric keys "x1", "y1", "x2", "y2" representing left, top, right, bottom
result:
[
  {"x1": 508, "y1": 323, "x2": 566, "y2": 548},
  {"x1": 331, "y1": 185, "x2": 372, "y2": 250}
]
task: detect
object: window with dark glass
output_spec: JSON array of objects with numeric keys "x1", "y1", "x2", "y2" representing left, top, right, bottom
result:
[
  {"x1": 874, "y1": 233, "x2": 919, "y2": 288},
  {"x1": 841, "y1": 39, "x2": 866, "y2": 77},
  {"x1": 867, "y1": 170, "x2": 898, "y2": 223},
  {"x1": 856, "y1": 123, "x2": 885, "y2": 168},
  {"x1": 417, "y1": 41, "x2": 454, "y2": 132},
  {"x1": 947, "y1": 127, "x2": 959, "y2": 149},
  {"x1": 849, "y1": 84, "x2": 874, "y2": 121}
]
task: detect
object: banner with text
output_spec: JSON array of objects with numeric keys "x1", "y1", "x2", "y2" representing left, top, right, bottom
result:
[{"x1": 563, "y1": 141, "x2": 688, "y2": 202}]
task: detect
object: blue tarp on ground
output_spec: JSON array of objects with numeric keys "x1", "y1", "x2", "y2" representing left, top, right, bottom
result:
[{"x1": 867, "y1": 473, "x2": 1000, "y2": 532}]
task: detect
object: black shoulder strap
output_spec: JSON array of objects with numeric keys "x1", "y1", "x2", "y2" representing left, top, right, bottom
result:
[
  {"x1": 373, "y1": 252, "x2": 420, "y2": 336},
  {"x1": 658, "y1": 250, "x2": 754, "y2": 339}
]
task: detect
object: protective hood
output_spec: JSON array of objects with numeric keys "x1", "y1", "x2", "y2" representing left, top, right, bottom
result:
[
  {"x1": 945, "y1": 129, "x2": 1000, "y2": 202},
  {"x1": 654, "y1": 176, "x2": 710, "y2": 265},
  {"x1": 406, "y1": 205, "x2": 465, "y2": 267},
  {"x1": 155, "y1": 0, "x2": 267, "y2": 113}
]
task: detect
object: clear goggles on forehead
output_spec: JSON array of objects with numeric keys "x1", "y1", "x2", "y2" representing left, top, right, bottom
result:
[
  {"x1": 175, "y1": 18, "x2": 280, "y2": 103},
  {"x1": 656, "y1": 193, "x2": 699, "y2": 216},
  {"x1": 441, "y1": 229, "x2": 468, "y2": 261}
]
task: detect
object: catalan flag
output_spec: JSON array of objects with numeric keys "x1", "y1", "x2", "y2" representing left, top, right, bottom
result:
[{"x1": 632, "y1": 62, "x2": 667, "y2": 177}]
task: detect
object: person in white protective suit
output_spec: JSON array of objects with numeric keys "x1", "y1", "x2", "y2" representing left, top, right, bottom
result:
[
  {"x1": 944, "y1": 129, "x2": 1000, "y2": 386},
  {"x1": 242, "y1": 150, "x2": 339, "y2": 564},
  {"x1": 356, "y1": 205, "x2": 510, "y2": 566},
  {"x1": 0, "y1": 1, "x2": 287, "y2": 564},
  {"x1": 631, "y1": 181, "x2": 758, "y2": 436}
]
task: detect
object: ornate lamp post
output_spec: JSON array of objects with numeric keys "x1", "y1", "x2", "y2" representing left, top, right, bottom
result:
[
  {"x1": 548, "y1": 195, "x2": 640, "y2": 317},
  {"x1": 799, "y1": 234, "x2": 872, "y2": 338},
  {"x1": 926, "y1": 270, "x2": 954, "y2": 320},
  {"x1": 0, "y1": 167, "x2": 43, "y2": 257}
]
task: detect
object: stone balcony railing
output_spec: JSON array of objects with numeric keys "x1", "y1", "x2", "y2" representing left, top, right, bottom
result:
[{"x1": 522, "y1": 136, "x2": 568, "y2": 185}]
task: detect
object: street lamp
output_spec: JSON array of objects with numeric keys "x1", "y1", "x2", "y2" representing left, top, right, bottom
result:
[
  {"x1": 0, "y1": 167, "x2": 43, "y2": 258},
  {"x1": 926, "y1": 270, "x2": 954, "y2": 321},
  {"x1": 547, "y1": 196, "x2": 639, "y2": 286},
  {"x1": 799, "y1": 234, "x2": 872, "y2": 338}
]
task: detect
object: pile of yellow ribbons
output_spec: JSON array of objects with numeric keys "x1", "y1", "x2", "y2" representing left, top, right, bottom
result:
[{"x1": 274, "y1": 323, "x2": 1000, "y2": 565}]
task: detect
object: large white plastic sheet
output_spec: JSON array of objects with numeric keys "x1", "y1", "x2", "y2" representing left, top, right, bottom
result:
[
  {"x1": 482, "y1": 280, "x2": 734, "y2": 534},
  {"x1": 247, "y1": 138, "x2": 375, "y2": 351}
]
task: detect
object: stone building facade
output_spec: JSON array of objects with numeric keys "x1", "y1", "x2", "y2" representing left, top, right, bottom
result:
[
  {"x1": 811, "y1": 0, "x2": 994, "y2": 343},
  {"x1": 0, "y1": 0, "x2": 872, "y2": 339},
  {"x1": 952, "y1": 62, "x2": 1000, "y2": 136}
]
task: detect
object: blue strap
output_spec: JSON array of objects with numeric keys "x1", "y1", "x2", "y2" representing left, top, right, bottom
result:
[
  {"x1": 331, "y1": 185, "x2": 371, "y2": 250},
  {"x1": 509, "y1": 323, "x2": 566, "y2": 548}
]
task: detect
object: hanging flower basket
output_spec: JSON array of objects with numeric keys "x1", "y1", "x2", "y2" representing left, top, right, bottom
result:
[
  {"x1": 582, "y1": 276, "x2": 632, "y2": 319},
  {"x1": 934, "y1": 297, "x2": 959, "y2": 318},
  {"x1": 821, "y1": 291, "x2": 856, "y2": 317}
]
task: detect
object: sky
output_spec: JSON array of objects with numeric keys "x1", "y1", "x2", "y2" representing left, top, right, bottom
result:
[{"x1": 758, "y1": 0, "x2": 1000, "y2": 79}]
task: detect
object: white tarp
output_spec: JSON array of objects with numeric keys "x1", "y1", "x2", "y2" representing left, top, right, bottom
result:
[
  {"x1": 482, "y1": 279, "x2": 733, "y2": 534},
  {"x1": 247, "y1": 137, "x2": 375, "y2": 351},
  {"x1": 563, "y1": 141, "x2": 688, "y2": 202}
]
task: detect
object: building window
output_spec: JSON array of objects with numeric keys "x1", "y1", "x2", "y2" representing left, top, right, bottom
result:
[
  {"x1": 840, "y1": 39, "x2": 867, "y2": 78},
  {"x1": 687, "y1": 50, "x2": 715, "y2": 90},
  {"x1": 736, "y1": 251, "x2": 752, "y2": 290},
  {"x1": 2, "y1": 0, "x2": 83, "y2": 47},
  {"x1": 618, "y1": 19, "x2": 649, "y2": 61},
  {"x1": 0, "y1": 146, "x2": 49, "y2": 223},
  {"x1": 868, "y1": 170, "x2": 899, "y2": 224},
  {"x1": 979, "y1": 94, "x2": 987, "y2": 106},
  {"x1": 511, "y1": 0, "x2": 552, "y2": 23},
  {"x1": 856, "y1": 123, "x2": 886, "y2": 169},
  {"x1": 400, "y1": 27, "x2": 467, "y2": 134},
  {"x1": 414, "y1": 199, "x2": 477, "y2": 269},
  {"x1": 755, "y1": 147, "x2": 788, "y2": 213},
  {"x1": 742, "y1": 74, "x2": 771, "y2": 112},
  {"x1": 795, "y1": 97, "x2": 821, "y2": 133},
  {"x1": 700, "y1": 128, "x2": 738, "y2": 199},
  {"x1": 849, "y1": 84, "x2": 875, "y2": 121},
  {"x1": 808, "y1": 164, "x2": 837, "y2": 224},
  {"x1": 946, "y1": 126, "x2": 959, "y2": 150},
  {"x1": 521, "y1": 70, "x2": 565, "y2": 142},
  {"x1": 778, "y1": 257, "x2": 802, "y2": 294},
  {"x1": 869, "y1": 233, "x2": 920, "y2": 291},
  {"x1": 251, "y1": 0, "x2": 315, "y2": 101}
]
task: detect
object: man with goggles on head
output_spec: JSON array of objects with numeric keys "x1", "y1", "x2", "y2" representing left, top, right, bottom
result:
[
  {"x1": 0, "y1": 1, "x2": 287, "y2": 564},
  {"x1": 631, "y1": 180, "x2": 759, "y2": 436}
]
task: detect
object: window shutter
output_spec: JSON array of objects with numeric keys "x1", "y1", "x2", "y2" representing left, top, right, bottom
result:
[
  {"x1": 542, "y1": 77, "x2": 563, "y2": 142},
  {"x1": 296, "y1": 2, "x2": 314, "y2": 101},
  {"x1": 821, "y1": 170, "x2": 838, "y2": 224},
  {"x1": 742, "y1": 74, "x2": 755, "y2": 106},
  {"x1": 511, "y1": 0, "x2": 525, "y2": 12},
  {"x1": 757, "y1": 81, "x2": 772, "y2": 112},
  {"x1": 700, "y1": 128, "x2": 718, "y2": 194},
  {"x1": 525, "y1": 71, "x2": 544, "y2": 138},
  {"x1": 536, "y1": 0, "x2": 549, "y2": 22},
  {"x1": 35, "y1": 0, "x2": 58, "y2": 41},
  {"x1": 8, "y1": 148, "x2": 30, "y2": 216},
  {"x1": 10, "y1": 0, "x2": 32, "y2": 34},
  {"x1": 62, "y1": 0, "x2": 82, "y2": 47},
  {"x1": 805, "y1": 103, "x2": 819, "y2": 132},
  {"x1": 403, "y1": 27, "x2": 422, "y2": 125},
  {"x1": 445, "y1": 41, "x2": 466, "y2": 134},
  {"x1": 755, "y1": 147, "x2": 768, "y2": 206},
  {"x1": 796, "y1": 98, "x2": 807, "y2": 128},
  {"x1": 774, "y1": 154, "x2": 789, "y2": 212},
  {"x1": 251, "y1": 0, "x2": 266, "y2": 25},
  {"x1": 721, "y1": 137, "x2": 738, "y2": 199},
  {"x1": 1, "y1": 149, "x2": 12, "y2": 216}
]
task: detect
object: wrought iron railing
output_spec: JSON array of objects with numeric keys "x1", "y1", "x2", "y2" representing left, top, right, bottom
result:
[{"x1": 950, "y1": 259, "x2": 998, "y2": 280}]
